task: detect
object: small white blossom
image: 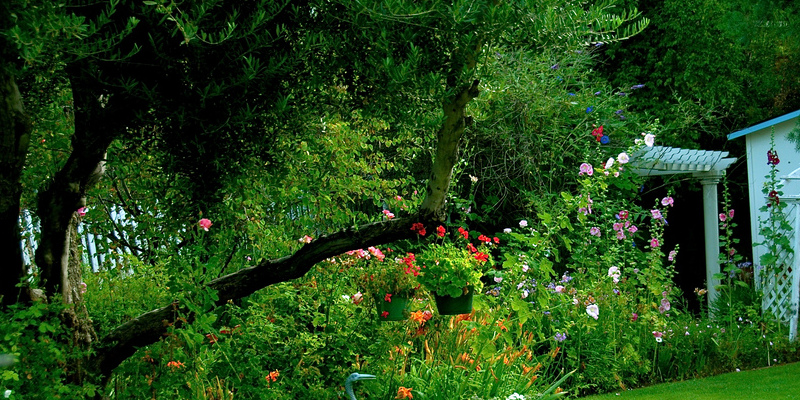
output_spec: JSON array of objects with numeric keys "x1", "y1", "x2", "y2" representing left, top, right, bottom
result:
[{"x1": 519, "y1": 220, "x2": 528, "y2": 228}]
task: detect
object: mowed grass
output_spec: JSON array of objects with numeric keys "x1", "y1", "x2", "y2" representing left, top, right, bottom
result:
[{"x1": 578, "y1": 362, "x2": 800, "y2": 400}]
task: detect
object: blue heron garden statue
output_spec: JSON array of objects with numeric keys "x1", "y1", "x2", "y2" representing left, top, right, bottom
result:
[{"x1": 345, "y1": 373, "x2": 376, "y2": 400}]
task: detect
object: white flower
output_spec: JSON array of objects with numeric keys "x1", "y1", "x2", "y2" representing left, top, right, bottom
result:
[
  {"x1": 3, "y1": 390, "x2": 10, "y2": 399},
  {"x1": 586, "y1": 304, "x2": 599, "y2": 320},
  {"x1": 617, "y1": 152, "x2": 629, "y2": 164},
  {"x1": 605, "y1": 157, "x2": 614, "y2": 169},
  {"x1": 608, "y1": 266, "x2": 621, "y2": 283},
  {"x1": 506, "y1": 393, "x2": 526, "y2": 400},
  {"x1": 643, "y1": 133, "x2": 655, "y2": 147},
  {"x1": 470, "y1": 174, "x2": 479, "y2": 183},
  {"x1": 519, "y1": 220, "x2": 528, "y2": 228},
  {"x1": 503, "y1": 228, "x2": 512, "y2": 234}
]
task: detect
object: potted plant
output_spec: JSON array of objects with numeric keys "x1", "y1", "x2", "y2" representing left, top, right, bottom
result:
[
  {"x1": 414, "y1": 225, "x2": 495, "y2": 315},
  {"x1": 356, "y1": 247, "x2": 421, "y2": 321}
]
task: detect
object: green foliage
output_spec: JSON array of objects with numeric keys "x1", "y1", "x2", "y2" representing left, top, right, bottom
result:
[{"x1": 0, "y1": 301, "x2": 100, "y2": 399}]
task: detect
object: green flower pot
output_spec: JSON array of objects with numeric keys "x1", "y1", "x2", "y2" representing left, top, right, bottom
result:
[
  {"x1": 433, "y1": 287, "x2": 474, "y2": 315},
  {"x1": 376, "y1": 295, "x2": 409, "y2": 321}
]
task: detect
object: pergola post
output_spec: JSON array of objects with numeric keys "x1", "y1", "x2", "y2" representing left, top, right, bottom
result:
[{"x1": 699, "y1": 173, "x2": 723, "y2": 313}]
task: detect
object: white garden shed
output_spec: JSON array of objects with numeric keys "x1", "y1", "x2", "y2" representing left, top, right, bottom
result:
[{"x1": 728, "y1": 109, "x2": 800, "y2": 340}]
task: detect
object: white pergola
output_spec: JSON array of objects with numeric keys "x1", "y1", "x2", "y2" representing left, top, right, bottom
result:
[{"x1": 630, "y1": 146, "x2": 737, "y2": 311}]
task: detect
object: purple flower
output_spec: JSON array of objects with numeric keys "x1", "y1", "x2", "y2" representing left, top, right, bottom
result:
[
  {"x1": 551, "y1": 64, "x2": 559, "y2": 70},
  {"x1": 631, "y1": 84, "x2": 645, "y2": 90},
  {"x1": 615, "y1": 109, "x2": 624, "y2": 115},
  {"x1": 555, "y1": 332, "x2": 567, "y2": 342},
  {"x1": 594, "y1": 91, "x2": 602, "y2": 95},
  {"x1": 617, "y1": 92, "x2": 627, "y2": 96}
]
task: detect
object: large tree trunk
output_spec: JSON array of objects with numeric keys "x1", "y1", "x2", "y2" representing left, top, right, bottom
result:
[
  {"x1": 36, "y1": 60, "x2": 117, "y2": 300},
  {"x1": 0, "y1": 67, "x2": 32, "y2": 306}
]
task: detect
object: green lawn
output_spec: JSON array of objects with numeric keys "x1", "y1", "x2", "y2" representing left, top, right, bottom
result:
[{"x1": 578, "y1": 363, "x2": 800, "y2": 400}]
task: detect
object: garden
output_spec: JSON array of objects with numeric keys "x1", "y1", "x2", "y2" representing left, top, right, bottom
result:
[{"x1": 2, "y1": 1, "x2": 800, "y2": 400}]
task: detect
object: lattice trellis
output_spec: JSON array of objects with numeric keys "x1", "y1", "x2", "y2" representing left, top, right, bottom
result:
[
  {"x1": 759, "y1": 199, "x2": 800, "y2": 341},
  {"x1": 760, "y1": 203, "x2": 796, "y2": 322}
]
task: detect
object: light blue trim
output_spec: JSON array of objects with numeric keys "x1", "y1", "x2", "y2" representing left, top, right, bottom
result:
[{"x1": 727, "y1": 109, "x2": 800, "y2": 140}]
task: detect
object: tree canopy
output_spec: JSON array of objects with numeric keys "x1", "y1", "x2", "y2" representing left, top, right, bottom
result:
[{"x1": 0, "y1": 0, "x2": 651, "y2": 394}]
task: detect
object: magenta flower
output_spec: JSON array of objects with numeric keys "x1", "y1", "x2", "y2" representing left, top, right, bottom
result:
[
  {"x1": 728, "y1": 209, "x2": 734, "y2": 219},
  {"x1": 627, "y1": 225, "x2": 638, "y2": 234},
  {"x1": 650, "y1": 238, "x2": 660, "y2": 248},
  {"x1": 668, "y1": 250, "x2": 677, "y2": 261},
  {"x1": 77, "y1": 207, "x2": 87, "y2": 217},
  {"x1": 631, "y1": 313, "x2": 638, "y2": 322},
  {"x1": 661, "y1": 196, "x2": 674, "y2": 207},
  {"x1": 618, "y1": 210, "x2": 629, "y2": 219},
  {"x1": 198, "y1": 218, "x2": 213, "y2": 231},
  {"x1": 719, "y1": 213, "x2": 727, "y2": 222},
  {"x1": 589, "y1": 227, "x2": 601, "y2": 237}
]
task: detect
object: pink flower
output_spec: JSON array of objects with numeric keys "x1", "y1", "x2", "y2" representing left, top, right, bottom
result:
[
  {"x1": 668, "y1": 250, "x2": 677, "y2": 262},
  {"x1": 618, "y1": 210, "x2": 629, "y2": 219},
  {"x1": 579, "y1": 163, "x2": 594, "y2": 176},
  {"x1": 613, "y1": 222, "x2": 624, "y2": 232},
  {"x1": 299, "y1": 235, "x2": 313, "y2": 243},
  {"x1": 79, "y1": 282, "x2": 87, "y2": 294},
  {"x1": 616, "y1": 231, "x2": 626, "y2": 240},
  {"x1": 631, "y1": 313, "x2": 638, "y2": 322},
  {"x1": 589, "y1": 227, "x2": 601, "y2": 237},
  {"x1": 627, "y1": 225, "x2": 638, "y2": 234},
  {"x1": 650, "y1": 238, "x2": 660, "y2": 248},
  {"x1": 199, "y1": 218, "x2": 213, "y2": 231},
  {"x1": 352, "y1": 292, "x2": 363, "y2": 305},
  {"x1": 368, "y1": 246, "x2": 385, "y2": 261},
  {"x1": 719, "y1": 213, "x2": 727, "y2": 222},
  {"x1": 382, "y1": 209, "x2": 395, "y2": 219},
  {"x1": 77, "y1": 207, "x2": 87, "y2": 217},
  {"x1": 661, "y1": 197, "x2": 674, "y2": 207},
  {"x1": 650, "y1": 209, "x2": 663, "y2": 220},
  {"x1": 728, "y1": 209, "x2": 734, "y2": 219}
]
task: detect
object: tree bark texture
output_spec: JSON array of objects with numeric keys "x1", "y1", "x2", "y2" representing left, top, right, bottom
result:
[
  {"x1": 419, "y1": 80, "x2": 480, "y2": 220},
  {"x1": 0, "y1": 67, "x2": 31, "y2": 306},
  {"x1": 36, "y1": 60, "x2": 120, "y2": 299}
]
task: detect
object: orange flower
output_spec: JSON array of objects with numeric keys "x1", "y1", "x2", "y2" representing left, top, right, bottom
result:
[
  {"x1": 409, "y1": 310, "x2": 425, "y2": 324},
  {"x1": 396, "y1": 386, "x2": 413, "y2": 399},
  {"x1": 166, "y1": 360, "x2": 184, "y2": 369},
  {"x1": 265, "y1": 370, "x2": 280, "y2": 382}
]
